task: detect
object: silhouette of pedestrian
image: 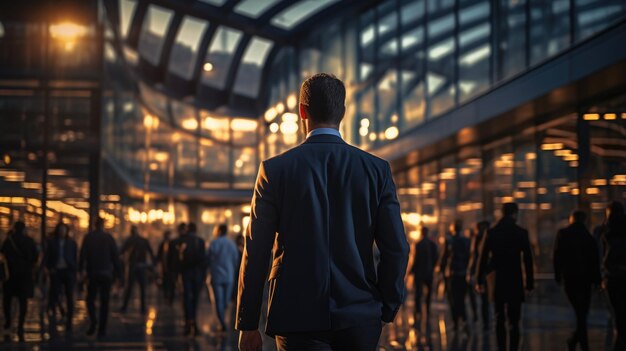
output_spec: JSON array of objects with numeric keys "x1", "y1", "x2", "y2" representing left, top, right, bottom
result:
[
  {"x1": 206, "y1": 224, "x2": 239, "y2": 332},
  {"x1": 174, "y1": 222, "x2": 205, "y2": 336},
  {"x1": 468, "y1": 221, "x2": 491, "y2": 330},
  {"x1": 440, "y1": 219, "x2": 471, "y2": 333},
  {"x1": 156, "y1": 230, "x2": 176, "y2": 305},
  {"x1": 120, "y1": 225, "x2": 155, "y2": 314},
  {"x1": 410, "y1": 226, "x2": 438, "y2": 331}
]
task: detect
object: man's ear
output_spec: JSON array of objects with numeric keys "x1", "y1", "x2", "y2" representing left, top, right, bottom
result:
[{"x1": 299, "y1": 103, "x2": 308, "y2": 120}]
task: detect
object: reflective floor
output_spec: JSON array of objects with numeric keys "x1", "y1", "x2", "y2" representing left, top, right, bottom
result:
[{"x1": 0, "y1": 284, "x2": 615, "y2": 350}]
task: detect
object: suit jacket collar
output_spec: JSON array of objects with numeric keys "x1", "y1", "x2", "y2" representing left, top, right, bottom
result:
[{"x1": 302, "y1": 134, "x2": 347, "y2": 145}]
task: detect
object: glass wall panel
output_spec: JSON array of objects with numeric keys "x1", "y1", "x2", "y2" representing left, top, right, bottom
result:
[
  {"x1": 458, "y1": 1, "x2": 491, "y2": 102},
  {"x1": 575, "y1": 0, "x2": 626, "y2": 41},
  {"x1": 529, "y1": 0, "x2": 570, "y2": 65},
  {"x1": 168, "y1": 16, "x2": 207, "y2": 79},
  {"x1": 499, "y1": 0, "x2": 527, "y2": 79},
  {"x1": 233, "y1": 37, "x2": 273, "y2": 97},
  {"x1": 138, "y1": 5, "x2": 173, "y2": 65},
  {"x1": 202, "y1": 27, "x2": 243, "y2": 89}
]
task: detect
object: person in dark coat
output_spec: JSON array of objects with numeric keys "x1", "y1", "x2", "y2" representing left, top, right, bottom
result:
[
  {"x1": 553, "y1": 210, "x2": 600, "y2": 351},
  {"x1": 120, "y1": 225, "x2": 155, "y2": 313},
  {"x1": 477, "y1": 203, "x2": 534, "y2": 351},
  {"x1": 156, "y1": 230, "x2": 175, "y2": 305},
  {"x1": 410, "y1": 226, "x2": 438, "y2": 330},
  {"x1": 440, "y1": 219, "x2": 471, "y2": 333},
  {"x1": 79, "y1": 217, "x2": 121, "y2": 337},
  {"x1": 174, "y1": 222, "x2": 206, "y2": 336},
  {"x1": 601, "y1": 201, "x2": 626, "y2": 351},
  {"x1": 237, "y1": 74, "x2": 408, "y2": 351},
  {"x1": 467, "y1": 220, "x2": 491, "y2": 330},
  {"x1": 44, "y1": 222, "x2": 78, "y2": 332},
  {"x1": 1, "y1": 221, "x2": 38, "y2": 341}
]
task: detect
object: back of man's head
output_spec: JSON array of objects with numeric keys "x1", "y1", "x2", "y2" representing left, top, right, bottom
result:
[
  {"x1": 477, "y1": 220, "x2": 490, "y2": 232},
  {"x1": 188, "y1": 222, "x2": 197, "y2": 234},
  {"x1": 299, "y1": 73, "x2": 346, "y2": 126},
  {"x1": 217, "y1": 224, "x2": 228, "y2": 237},
  {"x1": 502, "y1": 202, "x2": 519, "y2": 219},
  {"x1": 571, "y1": 210, "x2": 587, "y2": 224},
  {"x1": 94, "y1": 217, "x2": 105, "y2": 230},
  {"x1": 177, "y1": 222, "x2": 187, "y2": 235},
  {"x1": 420, "y1": 226, "x2": 429, "y2": 239}
]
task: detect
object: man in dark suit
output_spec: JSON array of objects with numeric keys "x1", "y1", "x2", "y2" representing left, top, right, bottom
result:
[
  {"x1": 410, "y1": 226, "x2": 438, "y2": 330},
  {"x1": 440, "y1": 219, "x2": 471, "y2": 333},
  {"x1": 477, "y1": 203, "x2": 534, "y2": 351},
  {"x1": 44, "y1": 223, "x2": 78, "y2": 332},
  {"x1": 79, "y1": 217, "x2": 121, "y2": 337},
  {"x1": 120, "y1": 225, "x2": 155, "y2": 314},
  {"x1": 467, "y1": 220, "x2": 490, "y2": 330},
  {"x1": 174, "y1": 222, "x2": 206, "y2": 336},
  {"x1": 236, "y1": 73, "x2": 409, "y2": 351},
  {"x1": 156, "y1": 230, "x2": 176, "y2": 305},
  {"x1": 553, "y1": 210, "x2": 600, "y2": 351}
]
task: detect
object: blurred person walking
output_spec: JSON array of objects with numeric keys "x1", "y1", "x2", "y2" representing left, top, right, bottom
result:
[
  {"x1": 44, "y1": 223, "x2": 78, "y2": 332},
  {"x1": 410, "y1": 226, "x2": 438, "y2": 331},
  {"x1": 468, "y1": 221, "x2": 491, "y2": 330},
  {"x1": 440, "y1": 219, "x2": 471, "y2": 333},
  {"x1": 553, "y1": 210, "x2": 601, "y2": 351},
  {"x1": 175, "y1": 222, "x2": 206, "y2": 336},
  {"x1": 206, "y1": 224, "x2": 239, "y2": 332},
  {"x1": 601, "y1": 201, "x2": 626, "y2": 351},
  {"x1": 120, "y1": 225, "x2": 155, "y2": 314},
  {"x1": 156, "y1": 230, "x2": 176, "y2": 305},
  {"x1": 477, "y1": 203, "x2": 534, "y2": 351},
  {"x1": 79, "y1": 217, "x2": 121, "y2": 337},
  {"x1": 1, "y1": 221, "x2": 38, "y2": 342}
]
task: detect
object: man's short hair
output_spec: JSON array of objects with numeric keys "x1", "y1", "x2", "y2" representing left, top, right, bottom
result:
[
  {"x1": 420, "y1": 226, "x2": 429, "y2": 238},
  {"x1": 502, "y1": 202, "x2": 519, "y2": 217},
  {"x1": 477, "y1": 220, "x2": 490, "y2": 230},
  {"x1": 178, "y1": 223, "x2": 187, "y2": 232},
  {"x1": 94, "y1": 217, "x2": 105, "y2": 229},
  {"x1": 299, "y1": 73, "x2": 346, "y2": 125},
  {"x1": 188, "y1": 222, "x2": 197, "y2": 233},
  {"x1": 217, "y1": 224, "x2": 228, "y2": 236},
  {"x1": 572, "y1": 210, "x2": 587, "y2": 223}
]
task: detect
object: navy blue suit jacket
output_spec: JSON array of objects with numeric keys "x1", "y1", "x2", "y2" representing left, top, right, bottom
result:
[
  {"x1": 236, "y1": 133, "x2": 409, "y2": 336},
  {"x1": 44, "y1": 237, "x2": 78, "y2": 272}
]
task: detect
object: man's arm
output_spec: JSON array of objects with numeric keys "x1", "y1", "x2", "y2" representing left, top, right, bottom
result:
[
  {"x1": 522, "y1": 230, "x2": 534, "y2": 290},
  {"x1": 476, "y1": 232, "x2": 492, "y2": 285},
  {"x1": 236, "y1": 161, "x2": 278, "y2": 331},
  {"x1": 374, "y1": 162, "x2": 409, "y2": 323}
]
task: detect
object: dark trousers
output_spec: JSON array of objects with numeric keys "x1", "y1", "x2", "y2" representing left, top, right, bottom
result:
[
  {"x1": 162, "y1": 270, "x2": 175, "y2": 304},
  {"x1": 48, "y1": 269, "x2": 75, "y2": 326},
  {"x1": 122, "y1": 266, "x2": 147, "y2": 312},
  {"x1": 276, "y1": 324, "x2": 383, "y2": 351},
  {"x1": 607, "y1": 277, "x2": 626, "y2": 351},
  {"x1": 495, "y1": 299, "x2": 522, "y2": 351},
  {"x1": 86, "y1": 274, "x2": 112, "y2": 333},
  {"x1": 470, "y1": 287, "x2": 490, "y2": 327},
  {"x1": 2, "y1": 293, "x2": 27, "y2": 332},
  {"x1": 211, "y1": 281, "x2": 233, "y2": 329},
  {"x1": 181, "y1": 270, "x2": 203, "y2": 322},
  {"x1": 447, "y1": 275, "x2": 467, "y2": 327},
  {"x1": 414, "y1": 277, "x2": 433, "y2": 328},
  {"x1": 564, "y1": 280, "x2": 591, "y2": 351}
]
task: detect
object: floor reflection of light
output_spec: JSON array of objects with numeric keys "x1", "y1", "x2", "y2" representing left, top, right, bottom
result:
[
  {"x1": 406, "y1": 328, "x2": 417, "y2": 350},
  {"x1": 439, "y1": 315, "x2": 447, "y2": 350},
  {"x1": 146, "y1": 306, "x2": 157, "y2": 336}
]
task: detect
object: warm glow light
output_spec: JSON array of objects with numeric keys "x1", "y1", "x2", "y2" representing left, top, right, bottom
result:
[
  {"x1": 264, "y1": 107, "x2": 278, "y2": 122},
  {"x1": 554, "y1": 149, "x2": 572, "y2": 156},
  {"x1": 622, "y1": 113, "x2": 626, "y2": 120},
  {"x1": 286, "y1": 93, "x2": 297, "y2": 110},
  {"x1": 181, "y1": 118, "x2": 198, "y2": 130},
  {"x1": 583, "y1": 113, "x2": 600, "y2": 120},
  {"x1": 276, "y1": 102, "x2": 285, "y2": 114},
  {"x1": 586, "y1": 187, "x2": 600, "y2": 195},
  {"x1": 359, "y1": 127, "x2": 369, "y2": 137},
  {"x1": 144, "y1": 114, "x2": 159, "y2": 129},
  {"x1": 154, "y1": 152, "x2": 169, "y2": 162},
  {"x1": 231, "y1": 118, "x2": 257, "y2": 132},
  {"x1": 233, "y1": 224, "x2": 242, "y2": 233},
  {"x1": 203, "y1": 62, "x2": 213, "y2": 72},
  {"x1": 571, "y1": 188, "x2": 580, "y2": 195},
  {"x1": 203, "y1": 116, "x2": 229, "y2": 130},
  {"x1": 369, "y1": 133, "x2": 376, "y2": 141},
  {"x1": 541, "y1": 143, "x2": 564, "y2": 151},
  {"x1": 235, "y1": 159, "x2": 244, "y2": 168},
  {"x1": 592, "y1": 179, "x2": 607, "y2": 186},
  {"x1": 604, "y1": 113, "x2": 617, "y2": 120},
  {"x1": 360, "y1": 118, "x2": 370, "y2": 128},
  {"x1": 282, "y1": 112, "x2": 299, "y2": 123},
  {"x1": 2, "y1": 154, "x2": 10, "y2": 165},
  {"x1": 50, "y1": 22, "x2": 87, "y2": 39},
  {"x1": 280, "y1": 121, "x2": 298, "y2": 134},
  {"x1": 225, "y1": 209, "x2": 232, "y2": 218},
  {"x1": 563, "y1": 154, "x2": 578, "y2": 161},
  {"x1": 269, "y1": 122, "x2": 279, "y2": 133},
  {"x1": 384, "y1": 126, "x2": 399, "y2": 140}
]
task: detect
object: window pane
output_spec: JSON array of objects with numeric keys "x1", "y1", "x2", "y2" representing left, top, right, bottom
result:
[
  {"x1": 119, "y1": 0, "x2": 137, "y2": 38},
  {"x1": 202, "y1": 27, "x2": 243, "y2": 89},
  {"x1": 271, "y1": 0, "x2": 339, "y2": 29},
  {"x1": 499, "y1": 0, "x2": 527, "y2": 80},
  {"x1": 233, "y1": 37, "x2": 273, "y2": 97},
  {"x1": 530, "y1": 0, "x2": 570, "y2": 65},
  {"x1": 168, "y1": 16, "x2": 207, "y2": 79},
  {"x1": 235, "y1": 0, "x2": 282, "y2": 18},
  {"x1": 138, "y1": 5, "x2": 173, "y2": 65}
]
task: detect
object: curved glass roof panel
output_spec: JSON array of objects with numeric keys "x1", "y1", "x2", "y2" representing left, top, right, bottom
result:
[
  {"x1": 270, "y1": 0, "x2": 339, "y2": 30},
  {"x1": 199, "y1": 0, "x2": 227, "y2": 5},
  {"x1": 119, "y1": 0, "x2": 137, "y2": 39},
  {"x1": 234, "y1": 0, "x2": 282, "y2": 18},
  {"x1": 138, "y1": 5, "x2": 173, "y2": 65},
  {"x1": 169, "y1": 16, "x2": 208, "y2": 79},
  {"x1": 202, "y1": 26, "x2": 243, "y2": 89},
  {"x1": 233, "y1": 37, "x2": 273, "y2": 97}
]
